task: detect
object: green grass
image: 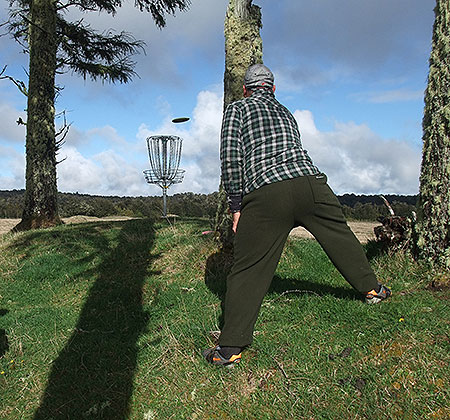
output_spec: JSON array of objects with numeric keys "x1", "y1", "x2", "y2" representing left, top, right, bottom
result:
[{"x1": 0, "y1": 218, "x2": 449, "y2": 419}]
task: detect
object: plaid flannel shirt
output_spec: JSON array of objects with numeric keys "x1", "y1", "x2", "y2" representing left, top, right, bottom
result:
[{"x1": 220, "y1": 89, "x2": 320, "y2": 212}]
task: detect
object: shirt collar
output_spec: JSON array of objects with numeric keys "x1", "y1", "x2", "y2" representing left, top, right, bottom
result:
[{"x1": 250, "y1": 88, "x2": 274, "y2": 98}]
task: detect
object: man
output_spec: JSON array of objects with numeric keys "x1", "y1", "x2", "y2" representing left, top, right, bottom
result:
[{"x1": 203, "y1": 64, "x2": 391, "y2": 367}]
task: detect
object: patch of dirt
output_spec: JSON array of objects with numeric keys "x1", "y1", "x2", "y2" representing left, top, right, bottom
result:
[
  {"x1": 63, "y1": 215, "x2": 136, "y2": 224},
  {"x1": 0, "y1": 218, "x2": 380, "y2": 244},
  {"x1": 290, "y1": 221, "x2": 380, "y2": 244},
  {"x1": 0, "y1": 216, "x2": 136, "y2": 236},
  {"x1": 0, "y1": 219, "x2": 20, "y2": 235}
]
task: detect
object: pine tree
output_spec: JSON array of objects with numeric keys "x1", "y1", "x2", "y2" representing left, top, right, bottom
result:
[
  {"x1": 414, "y1": 0, "x2": 450, "y2": 268},
  {"x1": 215, "y1": 0, "x2": 263, "y2": 249},
  {"x1": 6, "y1": 0, "x2": 190, "y2": 231}
]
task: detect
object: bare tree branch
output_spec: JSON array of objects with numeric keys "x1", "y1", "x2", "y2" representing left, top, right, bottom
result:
[
  {"x1": 0, "y1": 20, "x2": 9, "y2": 37},
  {"x1": 380, "y1": 195, "x2": 395, "y2": 216},
  {"x1": 0, "y1": 65, "x2": 28, "y2": 96},
  {"x1": 56, "y1": 1, "x2": 98, "y2": 12},
  {"x1": 55, "y1": 110, "x2": 72, "y2": 153}
]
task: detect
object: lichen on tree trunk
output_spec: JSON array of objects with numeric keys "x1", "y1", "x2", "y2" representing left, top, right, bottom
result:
[
  {"x1": 14, "y1": 0, "x2": 62, "y2": 231},
  {"x1": 215, "y1": 0, "x2": 263, "y2": 250},
  {"x1": 413, "y1": 0, "x2": 450, "y2": 268},
  {"x1": 223, "y1": 0, "x2": 263, "y2": 108}
]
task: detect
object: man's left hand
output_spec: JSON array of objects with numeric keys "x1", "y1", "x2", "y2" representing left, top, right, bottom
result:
[{"x1": 232, "y1": 212, "x2": 241, "y2": 233}]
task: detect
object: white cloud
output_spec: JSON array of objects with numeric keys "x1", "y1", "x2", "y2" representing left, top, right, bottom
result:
[
  {"x1": 58, "y1": 146, "x2": 147, "y2": 196},
  {"x1": 294, "y1": 110, "x2": 421, "y2": 195},
  {"x1": 62, "y1": 125, "x2": 88, "y2": 147},
  {"x1": 137, "y1": 89, "x2": 223, "y2": 194},
  {"x1": 294, "y1": 110, "x2": 319, "y2": 137},
  {"x1": 352, "y1": 89, "x2": 424, "y2": 104},
  {"x1": 62, "y1": 124, "x2": 136, "y2": 156},
  {"x1": 57, "y1": 89, "x2": 223, "y2": 196},
  {"x1": 2, "y1": 89, "x2": 420, "y2": 197},
  {"x1": 0, "y1": 145, "x2": 25, "y2": 189},
  {"x1": 87, "y1": 125, "x2": 128, "y2": 146},
  {"x1": 57, "y1": 147, "x2": 102, "y2": 193},
  {"x1": 0, "y1": 101, "x2": 27, "y2": 144}
]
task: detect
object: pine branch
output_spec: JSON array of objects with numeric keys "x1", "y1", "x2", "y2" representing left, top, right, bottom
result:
[
  {"x1": 55, "y1": 0, "x2": 190, "y2": 22},
  {"x1": 55, "y1": 0, "x2": 121, "y2": 14},
  {"x1": 7, "y1": 1, "x2": 192, "y2": 82},
  {"x1": 134, "y1": 0, "x2": 191, "y2": 28},
  {"x1": 5, "y1": 4, "x2": 30, "y2": 48},
  {"x1": 57, "y1": 19, "x2": 145, "y2": 82},
  {"x1": 56, "y1": 1, "x2": 101, "y2": 12}
]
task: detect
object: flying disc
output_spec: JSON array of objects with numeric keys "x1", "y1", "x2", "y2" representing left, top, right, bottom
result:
[{"x1": 172, "y1": 117, "x2": 190, "y2": 123}]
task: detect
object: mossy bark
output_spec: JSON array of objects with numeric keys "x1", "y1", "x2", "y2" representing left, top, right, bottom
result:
[
  {"x1": 414, "y1": 0, "x2": 450, "y2": 268},
  {"x1": 14, "y1": 0, "x2": 62, "y2": 231},
  {"x1": 215, "y1": 0, "x2": 263, "y2": 250},
  {"x1": 223, "y1": 0, "x2": 263, "y2": 108}
]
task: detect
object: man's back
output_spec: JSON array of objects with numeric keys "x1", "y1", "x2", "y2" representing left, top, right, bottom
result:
[{"x1": 221, "y1": 89, "x2": 319, "y2": 196}]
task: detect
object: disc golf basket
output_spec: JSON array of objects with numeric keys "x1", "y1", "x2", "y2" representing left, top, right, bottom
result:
[{"x1": 143, "y1": 135, "x2": 185, "y2": 217}]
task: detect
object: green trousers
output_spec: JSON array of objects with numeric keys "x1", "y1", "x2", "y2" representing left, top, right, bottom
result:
[{"x1": 218, "y1": 174, "x2": 379, "y2": 348}]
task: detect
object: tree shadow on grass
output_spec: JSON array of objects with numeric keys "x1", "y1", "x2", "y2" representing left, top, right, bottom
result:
[
  {"x1": 268, "y1": 275, "x2": 360, "y2": 300},
  {"x1": 204, "y1": 245, "x2": 360, "y2": 331},
  {"x1": 12, "y1": 219, "x2": 158, "y2": 420},
  {"x1": 204, "y1": 248, "x2": 233, "y2": 330},
  {"x1": 0, "y1": 309, "x2": 9, "y2": 358}
]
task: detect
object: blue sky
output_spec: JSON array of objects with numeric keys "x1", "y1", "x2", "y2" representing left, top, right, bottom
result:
[{"x1": 0, "y1": 0, "x2": 435, "y2": 197}]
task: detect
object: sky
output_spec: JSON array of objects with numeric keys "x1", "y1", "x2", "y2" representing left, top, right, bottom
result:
[{"x1": 0, "y1": 0, "x2": 435, "y2": 197}]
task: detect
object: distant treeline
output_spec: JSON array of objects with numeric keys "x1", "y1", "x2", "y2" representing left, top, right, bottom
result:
[
  {"x1": 0, "y1": 190, "x2": 417, "y2": 221},
  {"x1": 339, "y1": 193, "x2": 417, "y2": 221},
  {"x1": 0, "y1": 190, "x2": 219, "y2": 220}
]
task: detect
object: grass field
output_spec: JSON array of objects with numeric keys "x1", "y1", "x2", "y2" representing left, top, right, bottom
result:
[{"x1": 0, "y1": 218, "x2": 449, "y2": 419}]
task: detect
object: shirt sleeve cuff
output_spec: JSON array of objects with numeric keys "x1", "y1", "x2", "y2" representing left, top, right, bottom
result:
[{"x1": 227, "y1": 193, "x2": 242, "y2": 213}]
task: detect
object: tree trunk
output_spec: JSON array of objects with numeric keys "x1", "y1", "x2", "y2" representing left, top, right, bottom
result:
[
  {"x1": 14, "y1": 0, "x2": 61, "y2": 231},
  {"x1": 215, "y1": 0, "x2": 263, "y2": 249},
  {"x1": 223, "y1": 0, "x2": 263, "y2": 108},
  {"x1": 413, "y1": 0, "x2": 450, "y2": 268}
]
